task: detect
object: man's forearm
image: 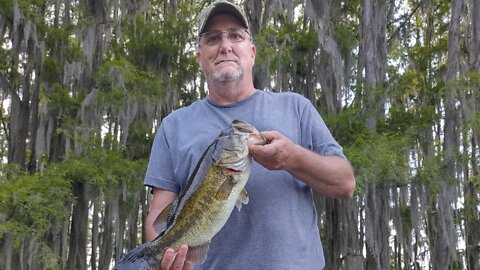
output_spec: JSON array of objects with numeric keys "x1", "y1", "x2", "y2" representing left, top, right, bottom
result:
[{"x1": 286, "y1": 145, "x2": 355, "y2": 198}]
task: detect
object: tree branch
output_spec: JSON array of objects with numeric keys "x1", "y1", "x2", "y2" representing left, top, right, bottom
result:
[{"x1": 387, "y1": 0, "x2": 425, "y2": 47}]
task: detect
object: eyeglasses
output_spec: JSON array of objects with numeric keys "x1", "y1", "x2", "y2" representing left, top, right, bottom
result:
[{"x1": 199, "y1": 28, "x2": 250, "y2": 46}]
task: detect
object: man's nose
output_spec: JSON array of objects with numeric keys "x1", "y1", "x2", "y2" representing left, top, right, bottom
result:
[{"x1": 218, "y1": 34, "x2": 233, "y2": 52}]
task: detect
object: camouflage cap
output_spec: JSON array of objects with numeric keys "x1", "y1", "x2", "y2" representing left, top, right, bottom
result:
[{"x1": 198, "y1": 1, "x2": 249, "y2": 36}]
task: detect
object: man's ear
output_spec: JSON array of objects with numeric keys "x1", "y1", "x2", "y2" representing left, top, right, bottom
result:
[{"x1": 196, "y1": 51, "x2": 203, "y2": 71}]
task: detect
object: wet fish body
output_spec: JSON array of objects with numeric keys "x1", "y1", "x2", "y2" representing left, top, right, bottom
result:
[{"x1": 115, "y1": 120, "x2": 266, "y2": 270}]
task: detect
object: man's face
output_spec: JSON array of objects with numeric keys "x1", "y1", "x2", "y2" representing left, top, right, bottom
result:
[{"x1": 197, "y1": 14, "x2": 256, "y2": 83}]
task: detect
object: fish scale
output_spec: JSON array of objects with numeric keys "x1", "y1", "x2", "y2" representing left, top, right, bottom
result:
[{"x1": 162, "y1": 166, "x2": 247, "y2": 248}]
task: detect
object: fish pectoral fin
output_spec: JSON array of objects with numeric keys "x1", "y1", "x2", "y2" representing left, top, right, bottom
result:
[
  {"x1": 153, "y1": 201, "x2": 176, "y2": 235},
  {"x1": 235, "y1": 188, "x2": 249, "y2": 211},
  {"x1": 186, "y1": 241, "x2": 210, "y2": 265},
  {"x1": 215, "y1": 175, "x2": 236, "y2": 201}
]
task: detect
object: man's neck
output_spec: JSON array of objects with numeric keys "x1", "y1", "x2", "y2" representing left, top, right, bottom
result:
[{"x1": 207, "y1": 81, "x2": 255, "y2": 105}]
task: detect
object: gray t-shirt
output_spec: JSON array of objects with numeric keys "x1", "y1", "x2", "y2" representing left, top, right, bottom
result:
[{"x1": 145, "y1": 90, "x2": 345, "y2": 270}]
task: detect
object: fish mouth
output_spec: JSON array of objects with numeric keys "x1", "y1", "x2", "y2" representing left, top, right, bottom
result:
[
  {"x1": 230, "y1": 120, "x2": 268, "y2": 146},
  {"x1": 248, "y1": 132, "x2": 267, "y2": 146},
  {"x1": 231, "y1": 120, "x2": 256, "y2": 133},
  {"x1": 223, "y1": 167, "x2": 242, "y2": 174}
]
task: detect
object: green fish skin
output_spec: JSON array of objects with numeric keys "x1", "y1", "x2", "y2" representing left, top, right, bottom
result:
[{"x1": 115, "y1": 120, "x2": 267, "y2": 270}]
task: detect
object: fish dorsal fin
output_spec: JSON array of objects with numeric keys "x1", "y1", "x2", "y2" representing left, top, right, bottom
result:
[
  {"x1": 235, "y1": 188, "x2": 249, "y2": 211},
  {"x1": 153, "y1": 201, "x2": 176, "y2": 235},
  {"x1": 215, "y1": 175, "x2": 236, "y2": 201},
  {"x1": 186, "y1": 242, "x2": 210, "y2": 265}
]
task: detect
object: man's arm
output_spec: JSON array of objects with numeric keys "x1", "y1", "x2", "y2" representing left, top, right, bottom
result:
[
  {"x1": 248, "y1": 131, "x2": 355, "y2": 198},
  {"x1": 145, "y1": 189, "x2": 177, "y2": 241},
  {"x1": 146, "y1": 188, "x2": 193, "y2": 270}
]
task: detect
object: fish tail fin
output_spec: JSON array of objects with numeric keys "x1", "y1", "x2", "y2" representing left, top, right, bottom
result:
[{"x1": 115, "y1": 242, "x2": 162, "y2": 270}]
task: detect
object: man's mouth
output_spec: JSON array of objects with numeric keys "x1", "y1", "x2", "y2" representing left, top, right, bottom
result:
[{"x1": 215, "y1": 59, "x2": 236, "y2": 65}]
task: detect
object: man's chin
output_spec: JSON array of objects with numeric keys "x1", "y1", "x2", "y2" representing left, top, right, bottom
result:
[{"x1": 212, "y1": 70, "x2": 243, "y2": 82}]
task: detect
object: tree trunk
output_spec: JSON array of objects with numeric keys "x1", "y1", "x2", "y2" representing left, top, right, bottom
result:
[
  {"x1": 306, "y1": 0, "x2": 344, "y2": 114},
  {"x1": 98, "y1": 194, "x2": 116, "y2": 270},
  {"x1": 27, "y1": 70, "x2": 41, "y2": 173},
  {"x1": 365, "y1": 184, "x2": 389, "y2": 270},
  {"x1": 432, "y1": 0, "x2": 464, "y2": 269},
  {"x1": 359, "y1": 0, "x2": 389, "y2": 269},
  {"x1": 0, "y1": 233, "x2": 13, "y2": 270},
  {"x1": 8, "y1": 91, "x2": 29, "y2": 168},
  {"x1": 465, "y1": 1, "x2": 480, "y2": 268},
  {"x1": 90, "y1": 197, "x2": 99, "y2": 270},
  {"x1": 66, "y1": 182, "x2": 89, "y2": 270},
  {"x1": 465, "y1": 125, "x2": 480, "y2": 270},
  {"x1": 470, "y1": 0, "x2": 480, "y2": 72}
]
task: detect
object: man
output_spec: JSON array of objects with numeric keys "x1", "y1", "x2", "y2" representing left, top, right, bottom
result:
[{"x1": 144, "y1": 1, "x2": 356, "y2": 269}]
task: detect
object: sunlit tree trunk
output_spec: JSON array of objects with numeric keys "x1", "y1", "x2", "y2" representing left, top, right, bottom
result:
[
  {"x1": 306, "y1": 0, "x2": 343, "y2": 113},
  {"x1": 433, "y1": 0, "x2": 464, "y2": 269},
  {"x1": 90, "y1": 196, "x2": 100, "y2": 270},
  {"x1": 464, "y1": 0, "x2": 480, "y2": 269},
  {"x1": 359, "y1": 0, "x2": 389, "y2": 269}
]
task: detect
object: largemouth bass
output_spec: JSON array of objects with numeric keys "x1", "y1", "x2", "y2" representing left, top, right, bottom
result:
[{"x1": 115, "y1": 120, "x2": 267, "y2": 270}]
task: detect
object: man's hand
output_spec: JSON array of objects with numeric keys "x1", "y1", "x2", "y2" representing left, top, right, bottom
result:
[
  {"x1": 248, "y1": 131, "x2": 296, "y2": 170},
  {"x1": 160, "y1": 245, "x2": 194, "y2": 270}
]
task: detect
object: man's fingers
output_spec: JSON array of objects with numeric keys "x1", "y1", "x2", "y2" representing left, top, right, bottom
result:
[
  {"x1": 259, "y1": 131, "x2": 278, "y2": 141},
  {"x1": 160, "y1": 248, "x2": 175, "y2": 270},
  {"x1": 171, "y1": 245, "x2": 188, "y2": 270}
]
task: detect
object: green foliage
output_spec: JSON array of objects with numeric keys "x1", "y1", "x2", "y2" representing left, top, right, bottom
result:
[
  {"x1": 44, "y1": 26, "x2": 82, "y2": 62},
  {"x1": 467, "y1": 175, "x2": 480, "y2": 190},
  {"x1": 347, "y1": 132, "x2": 410, "y2": 193},
  {"x1": 334, "y1": 22, "x2": 358, "y2": 56},
  {"x1": 399, "y1": 204, "x2": 413, "y2": 232},
  {"x1": 96, "y1": 57, "x2": 165, "y2": 111},
  {"x1": 384, "y1": 104, "x2": 438, "y2": 140},
  {"x1": 413, "y1": 154, "x2": 442, "y2": 195},
  {"x1": 0, "y1": 0, "x2": 10, "y2": 13},
  {"x1": 62, "y1": 148, "x2": 147, "y2": 199},
  {"x1": 99, "y1": 3, "x2": 200, "y2": 107},
  {"x1": 125, "y1": 120, "x2": 156, "y2": 159},
  {"x1": 0, "y1": 163, "x2": 72, "y2": 243},
  {"x1": 0, "y1": 47, "x2": 11, "y2": 73},
  {"x1": 42, "y1": 57, "x2": 63, "y2": 83},
  {"x1": 0, "y1": 0, "x2": 46, "y2": 19},
  {"x1": 324, "y1": 106, "x2": 368, "y2": 147},
  {"x1": 255, "y1": 20, "x2": 319, "y2": 88},
  {"x1": 0, "y1": 147, "x2": 147, "y2": 267},
  {"x1": 44, "y1": 83, "x2": 82, "y2": 127},
  {"x1": 384, "y1": 109, "x2": 417, "y2": 135},
  {"x1": 122, "y1": 13, "x2": 192, "y2": 71},
  {"x1": 254, "y1": 25, "x2": 279, "y2": 70}
]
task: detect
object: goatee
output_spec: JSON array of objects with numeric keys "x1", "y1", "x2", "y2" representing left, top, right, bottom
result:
[{"x1": 212, "y1": 69, "x2": 243, "y2": 82}]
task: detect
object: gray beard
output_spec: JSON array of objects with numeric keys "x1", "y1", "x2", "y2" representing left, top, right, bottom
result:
[{"x1": 212, "y1": 69, "x2": 243, "y2": 82}]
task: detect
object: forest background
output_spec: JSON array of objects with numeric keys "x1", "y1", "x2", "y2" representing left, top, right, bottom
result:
[{"x1": 0, "y1": 0, "x2": 479, "y2": 269}]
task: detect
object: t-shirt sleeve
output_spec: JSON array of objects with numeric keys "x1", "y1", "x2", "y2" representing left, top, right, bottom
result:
[
  {"x1": 144, "y1": 123, "x2": 181, "y2": 194},
  {"x1": 300, "y1": 100, "x2": 346, "y2": 159}
]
